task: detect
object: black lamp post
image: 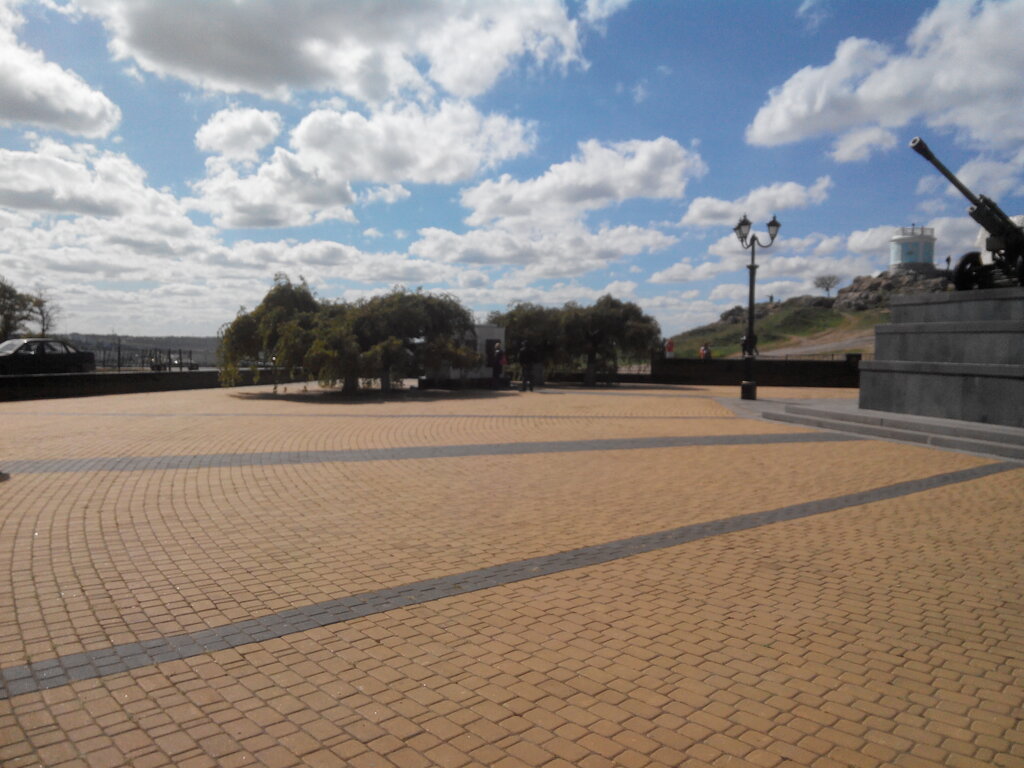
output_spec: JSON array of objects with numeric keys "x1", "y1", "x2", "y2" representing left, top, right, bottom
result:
[{"x1": 733, "y1": 213, "x2": 780, "y2": 401}]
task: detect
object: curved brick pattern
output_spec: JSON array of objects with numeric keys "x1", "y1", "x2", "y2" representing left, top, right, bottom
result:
[
  {"x1": 1, "y1": 384, "x2": 1022, "y2": 768},
  {"x1": 2, "y1": 459, "x2": 1013, "y2": 699},
  {"x1": 1, "y1": 439, "x2": 993, "y2": 672}
]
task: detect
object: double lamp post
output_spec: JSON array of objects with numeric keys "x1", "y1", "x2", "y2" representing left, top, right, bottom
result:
[{"x1": 733, "y1": 213, "x2": 780, "y2": 401}]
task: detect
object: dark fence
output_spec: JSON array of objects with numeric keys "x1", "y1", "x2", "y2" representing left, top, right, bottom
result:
[
  {"x1": 650, "y1": 355, "x2": 860, "y2": 387},
  {"x1": 1, "y1": 356, "x2": 861, "y2": 401},
  {"x1": 0, "y1": 369, "x2": 304, "y2": 402},
  {"x1": 546, "y1": 355, "x2": 860, "y2": 388}
]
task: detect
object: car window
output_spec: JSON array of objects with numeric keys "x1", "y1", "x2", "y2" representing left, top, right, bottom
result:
[
  {"x1": 43, "y1": 341, "x2": 66, "y2": 354},
  {"x1": 0, "y1": 340, "x2": 22, "y2": 354},
  {"x1": 16, "y1": 341, "x2": 40, "y2": 355}
]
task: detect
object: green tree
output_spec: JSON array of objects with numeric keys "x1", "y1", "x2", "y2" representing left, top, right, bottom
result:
[
  {"x1": 564, "y1": 295, "x2": 661, "y2": 385},
  {"x1": 304, "y1": 302, "x2": 362, "y2": 393},
  {"x1": 491, "y1": 295, "x2": 660, "y2": 385},
  {"x1": 0, "y1": 276, "x2": 35, "y2": 340},
  {"x1": 488, "y1": 302, "x2": 567, "y2": 371},
  {"x1": 219, "y1": 281, "x2": 479, "y2": 394},
  {"x1": 218, "y1": 274, "x2": 319, "y2": 385},
  {"x1": 351, "y1": 288, "x2": 478, "y2": 393}
]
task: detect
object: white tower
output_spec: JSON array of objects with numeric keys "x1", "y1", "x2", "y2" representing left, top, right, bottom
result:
[{"x1": 889, "y1": 225, "x2": 936, "y2": 274}]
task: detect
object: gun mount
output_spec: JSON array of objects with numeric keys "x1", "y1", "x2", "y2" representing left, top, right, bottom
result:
[{"x1": 910, "y1": 137, "x2": 1024, "y2": 290}]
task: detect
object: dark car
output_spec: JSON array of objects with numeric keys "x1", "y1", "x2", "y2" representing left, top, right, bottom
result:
[{"x1": 0, "y1": 338, "x2": 96, "y2": 375}]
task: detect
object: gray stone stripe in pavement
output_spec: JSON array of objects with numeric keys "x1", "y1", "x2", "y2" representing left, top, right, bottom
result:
[
  {"x1": 1, "y1": 460, "x2": 1016, "y2": 700},
  {"x1": 0, "y1": 411, "x2": 735, "y2": 421},
  {"x1": 4, "y1": 432, "x2": 856, "y2": 475}
]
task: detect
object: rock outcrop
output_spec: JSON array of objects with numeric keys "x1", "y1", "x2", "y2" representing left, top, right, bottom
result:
[{"x1": 833, "y1": 269, "x2": 949, "y2": 311}]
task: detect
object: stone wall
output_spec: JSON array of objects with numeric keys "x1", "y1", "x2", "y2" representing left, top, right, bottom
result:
[{"x1": 859, "y1": 287, "x2": 1024, "y2": 427}]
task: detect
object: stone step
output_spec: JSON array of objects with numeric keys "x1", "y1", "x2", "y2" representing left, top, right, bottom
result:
[
  {"x1": 874, "y1": 320, "x2": 1024, "y2": 365},
  {"x1": 784, "y1": 402, "x2": 1024, "y2": 446},
  {"x1": 762, "y1": 405, "x2": 1024, "y2": 461},
  {"x1": 890, "y1": 286, "x2": 1024, "y2": 323},
  {"x1": 859, "y1": 360, "x2": 1024, "y2": 428}
]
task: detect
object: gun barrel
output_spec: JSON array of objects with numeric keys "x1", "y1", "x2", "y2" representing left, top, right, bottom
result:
[
  {"x1": 909, "y1": 136, "x2": 982, "y2": 207},
  {"x1": 909, "y1": 136, "x2": 936, "y2": 162}
]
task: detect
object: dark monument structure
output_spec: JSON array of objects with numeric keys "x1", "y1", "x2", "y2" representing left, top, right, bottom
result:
[{"x1": 859, "y1": 138, "x2": 1024, "y2": 428}]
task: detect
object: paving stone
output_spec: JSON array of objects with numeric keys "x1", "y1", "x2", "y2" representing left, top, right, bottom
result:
[{"x1": 1, "y1": 384, "x2": 1021, "y2": 767}]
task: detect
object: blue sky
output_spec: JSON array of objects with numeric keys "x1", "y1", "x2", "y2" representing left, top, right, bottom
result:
[{"x1": 1, "y1": 0, "x2": 1022, "y2": 337}]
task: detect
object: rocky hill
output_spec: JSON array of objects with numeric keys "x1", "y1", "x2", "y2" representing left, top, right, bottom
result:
[
  {"x1": 670, "y1": 267, "x2": 952, "y2": 358},
  {"x1": 832, "y1": 267, "x2": 949, "y2": 311}
]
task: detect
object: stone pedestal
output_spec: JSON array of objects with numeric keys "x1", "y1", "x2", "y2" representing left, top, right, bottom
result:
[{"x1": 859, "y1": 287, "x2": 1024, "y2": 427}]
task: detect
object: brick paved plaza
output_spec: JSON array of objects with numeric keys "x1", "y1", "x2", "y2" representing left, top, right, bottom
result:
[{"x1": 1, "y1": 383, "x2": 1022, "y2": 767}]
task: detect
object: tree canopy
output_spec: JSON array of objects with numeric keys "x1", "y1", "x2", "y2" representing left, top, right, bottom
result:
[
  {"x1": 814, "y1": 274, "x2": 841, "y2": 297},
  {"x1": 218, "y1": 277, "x2": 479, "y2": 392},
  {"x1": 490, "y1": 294, "x2": 661, "y2": 384}
]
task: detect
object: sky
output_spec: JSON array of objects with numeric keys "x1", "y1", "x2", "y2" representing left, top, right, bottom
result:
[{"x1": 1, "y1": 0, "x2": 1023, "y2": 338}]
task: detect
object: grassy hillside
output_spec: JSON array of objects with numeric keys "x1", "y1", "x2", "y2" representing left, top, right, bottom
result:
[{"x1": 670, "y1": 300, "x2": 889, "y2": 358}]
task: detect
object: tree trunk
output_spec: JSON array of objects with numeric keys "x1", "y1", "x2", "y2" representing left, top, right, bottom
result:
[{"x1": 584, "y1": 349, "x2": 597, "y2": 387}]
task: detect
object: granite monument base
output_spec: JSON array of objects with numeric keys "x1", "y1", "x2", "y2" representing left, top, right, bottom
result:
[{"x1": 859, "y1": 287, "x2": 1023, "y2": 428}]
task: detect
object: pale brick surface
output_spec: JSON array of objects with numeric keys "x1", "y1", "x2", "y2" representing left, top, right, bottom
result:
[{"x1": 1, "y1": 383, "x2": 1022, "y2": 767}]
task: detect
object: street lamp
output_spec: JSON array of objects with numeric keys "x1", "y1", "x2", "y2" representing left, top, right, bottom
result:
[{"x1": 733, "y1": 213, "x2": 780, "y2": 401}]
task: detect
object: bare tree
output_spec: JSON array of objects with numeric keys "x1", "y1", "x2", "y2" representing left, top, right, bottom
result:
[
  {"x1": 813, "y1": 274, "x2": 841, "y2": 297},
  {"x1": 32, "y1": 288, "x2": 61, "y2": 336}
]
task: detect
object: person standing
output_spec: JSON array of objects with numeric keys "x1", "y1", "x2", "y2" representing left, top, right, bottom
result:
[
  {"x1": 491, "y1": 341, "x2": 506, "y2": 388},
  {"x1": 517, "y1": 341, "x2": 536, "y2": 391}
]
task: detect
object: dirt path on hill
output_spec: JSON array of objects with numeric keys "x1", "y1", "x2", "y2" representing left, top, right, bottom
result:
[{"x1": 761, "y1": 329, "x2": 876, "y2": 357}]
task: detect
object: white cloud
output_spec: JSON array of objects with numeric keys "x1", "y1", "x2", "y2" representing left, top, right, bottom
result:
[
  {"x1": 649, "y1": 231, "x2": 747, "y2": 284},
  {"x1": 361, "y1": 184, "x2": 411, "y2": 205},
  {"x1": 0, "y1": 138, "x2": 168, "y2": 217},
  {"x1": 462, "y1": 137, "x2": 706, "y2": 227},
  {"x1": 418, "y1": 3, "x2": 584, "y2": 98},
  {"x1": 640, "y1": 292, "x2": 722, "y2": 337},
  {"x1": 603, "y1": 280, "x2": 638, "y2": 298},
  {"x1": 746, "y1": 37, "x2": 889, "y2": 147},
  {"x1": 830, "y1": 126, "x2": 897, "y2": 162},
  {"x1": 0, "y1": 4, "x2": 120, "y2": 137},
  {"x1": 268, "y1": 240, "x2": 456, "y2": 284},
  {"x1": 708, "y1": 283, "x2": 750, "y2": 303},
  {"x1": 188, "y1": 151, "x2": 357, "y2": 229},
  {"x1": 748, "y1": 0, "x2": 1024, "y2": 152},
  {"x1": 652, "y1": 228, "x2": 893, "y2": 288},
  {"x1": 581, "y1": 0, "x2": 633, "y2": 25},
  {"x1": 195, "y1": 108, "x2": 282, "y2": 162},
  {"x1": 846, "y1": 225, "x2": 897, "y2": 256},
  {"x1": 404, "y1": 137, "x2": 694, "y2": 281},
  {"x1": 71, "y1": 0, "x2": 584, "y2": 104},
  {"x1": 292, "y1": 101, "x2": 534, "y2": 185},
  {"x1": 0, "y1": 138, "x2": 260, "y2": 333},
  {"x1": 953, "y1": 158, "x2": 1023, "y2": 199},
  {"x1": 926, "y1": 215, "x2": 983, "y2": 257},
  {"x1": 796, "y1": 0, "x2": 831, "y2": 32},
  {"x1": 452, "y1": 275, "x2": 646, "y2": 318},
  {"x1": 682, "y1": 176, "x2": 832, "y2": 227},
  {"x1": 411, "y1": 221, "x2": 675, "y2": 277},
  {"x1": 186, "y1": 100, "x2": 533, "y2": 228}
]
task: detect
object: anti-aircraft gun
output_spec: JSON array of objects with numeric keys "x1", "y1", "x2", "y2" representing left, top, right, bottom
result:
[{"x1": 910, "y1": 136, "x2": 1024, "y2": 290}]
